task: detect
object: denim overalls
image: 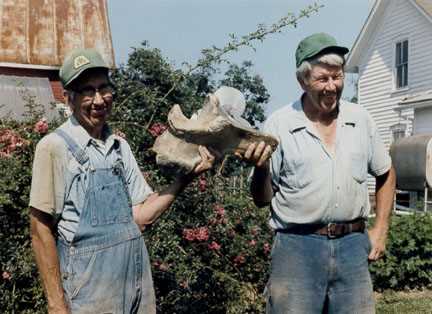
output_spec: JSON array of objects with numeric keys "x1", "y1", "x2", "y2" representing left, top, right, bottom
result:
[{"x1": 55, "y1": 129, "x2": 156, "y2": 314}]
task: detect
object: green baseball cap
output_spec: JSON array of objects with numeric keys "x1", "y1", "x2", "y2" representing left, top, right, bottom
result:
[
  {"x1": 295, "y1": 33, "x2": 349, "y2": 68},
  {"x1": 59, "y1": 48, "x2": 109, "y2": 87}
]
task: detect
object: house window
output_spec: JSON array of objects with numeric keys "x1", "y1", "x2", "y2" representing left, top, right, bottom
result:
[{"x1": 395, "y1": 40, "x2": 408, "y2": 89}]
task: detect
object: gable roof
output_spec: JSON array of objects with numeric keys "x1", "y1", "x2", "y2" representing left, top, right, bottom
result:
[
  {"x1": 346, "y1": 0, "x2": 432, "y2": 73},
  {"x1": 415, "y1": 0, "x2": 432, "y2": 17},
  {"x1": 0, "y1": 0, "x2": 114, "y2": 70}
]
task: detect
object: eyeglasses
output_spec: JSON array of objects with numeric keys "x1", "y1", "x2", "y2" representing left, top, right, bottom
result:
[{"x1": 73, "y1": 83, "x2": 114, "y2": 99}]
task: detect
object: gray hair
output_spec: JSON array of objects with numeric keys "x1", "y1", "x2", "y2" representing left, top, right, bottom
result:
[{"x1": 296, "y1": 53, "x2": 345, "y2": 83}]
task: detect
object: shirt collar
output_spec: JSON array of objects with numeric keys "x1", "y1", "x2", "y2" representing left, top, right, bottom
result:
[
  {"x1": 67, "y1": 116, "x2": 119, "y2": 151},
  {"x1": 288, "y1": 96, "x2": 310, "y2": 133},
  {"x1": 288, "y1": 97, "x2": 358, "y2": 133}
]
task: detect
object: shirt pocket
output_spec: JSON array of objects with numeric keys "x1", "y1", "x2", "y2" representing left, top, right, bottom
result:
[
  {"x1": 281, "y1": 157, "x2": 313, "y2": 189},
  {"x1": 351, "y1": 153, "x2": 367, "y2": 183}
]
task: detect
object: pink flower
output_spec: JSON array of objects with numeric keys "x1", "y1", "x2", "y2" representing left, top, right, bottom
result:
[
  {"x1": 34, "y1": 118, "x2": 48, "y2": 134},
  {"x1": 0, "y1": 152, "x2": 11, "y2": 158},
  {"x1": 2, "y1": 271, "x2": 11, "y2": 280},
  {"x1": 148, "y1": 122, "x2": 167, "y2": 137},
  {"x1": 233, "y1": 254, "x2": 246, "y2": 266},
  {"x1": 249, "y1": 239, "x2": 257, "y2": 247},
  {"x1": 0, "y1": 129, "x2": 28, "y2": 157},
  {"x1": 183, "y1": 227, "x2": 210, "y2": 242},
  {"x1": 263, "y1": 242, "x2": 272, "y2": 255},
  {"x1": 183, "y1": 228, "x2": 196, "y2": 241},
  {"x1": 214, "y1": 205, "x2": 225, "y2": 217},
  {"x1": 199, "y1": 176, "x2": 207, "y2": 192},
  {"x1": 208, "y1": 241, "x2": 221, "y2": 251},
  {"x1": 114, "y1": 129, "x2": 126, "y2": 139},
  {"x1": 195, "y1": 227, "x2": 209, "y2": 241}
]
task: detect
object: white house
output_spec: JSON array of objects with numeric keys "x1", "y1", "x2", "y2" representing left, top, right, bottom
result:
[
  {"x1": 346, "y1": 0, "x2": 432, "y2": 209},
  {"x1": 346, "y1": 0, "x2": 432, "y2": 145}
]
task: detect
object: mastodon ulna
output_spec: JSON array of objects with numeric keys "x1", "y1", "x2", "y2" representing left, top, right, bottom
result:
[{"x1": 152, "y1": 92, "x2": 278, "y2": 174}]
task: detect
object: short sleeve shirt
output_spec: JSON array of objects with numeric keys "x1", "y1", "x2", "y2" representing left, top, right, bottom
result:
[
  {"x1": 29, "y1": 116, "x2": 153, "y2": 241},
  {"x1": 263, "y1": 98, "x2": 392, "y2": 229}
]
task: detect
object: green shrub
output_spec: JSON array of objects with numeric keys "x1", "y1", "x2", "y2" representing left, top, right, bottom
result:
[{"x1": 370, "y1": 213, "x2": 432, "y2": 291}]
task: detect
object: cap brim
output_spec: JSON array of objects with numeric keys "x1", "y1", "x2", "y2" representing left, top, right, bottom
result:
[
  {"x1": 64, "y1": 64, "x2": 109, "y2": 87},
  {"x1": 316, "y1": 45, "x2": 349, "y2": 58}
]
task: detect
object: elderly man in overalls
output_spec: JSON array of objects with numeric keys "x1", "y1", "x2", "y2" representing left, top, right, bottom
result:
[{"x1": 29, "y1": 49, "x2": 215, "y2": 314}]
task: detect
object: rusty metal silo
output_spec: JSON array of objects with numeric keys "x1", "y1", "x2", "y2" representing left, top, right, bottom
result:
[{"x1": 0, "y1": 0, "x2": 115, "y2": 68}]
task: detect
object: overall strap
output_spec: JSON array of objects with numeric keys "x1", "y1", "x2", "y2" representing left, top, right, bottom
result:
[{"x1": 54, "y1": 129, "x2": 89, "y2": 165}]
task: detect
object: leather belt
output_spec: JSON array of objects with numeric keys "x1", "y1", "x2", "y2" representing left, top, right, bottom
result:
[{"x1": 277, "y1": 219, "x2": 366, "y2": 239}]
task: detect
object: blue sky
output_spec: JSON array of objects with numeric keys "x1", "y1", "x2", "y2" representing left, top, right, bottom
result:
[{"x1": 108, "y1": 0, "x2": 375, "y2": 115}]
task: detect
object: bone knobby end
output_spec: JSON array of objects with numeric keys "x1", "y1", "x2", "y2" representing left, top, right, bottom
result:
[{"x1": 151, "y1": 88, "x2": 279, "y2": 175}]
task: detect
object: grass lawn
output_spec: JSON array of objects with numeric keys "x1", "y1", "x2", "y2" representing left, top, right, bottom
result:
[{"x1": 376, "y1": 290, "x2": 432, "y2": 314}]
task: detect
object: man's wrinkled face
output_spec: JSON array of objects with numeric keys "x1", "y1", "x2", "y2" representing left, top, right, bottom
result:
[
  {"x1": 301, "y1": 63, "x2": 344, "y2": 115},
  {"x1": 68, "y1": 69, "x2": 113, "y2": 135}
]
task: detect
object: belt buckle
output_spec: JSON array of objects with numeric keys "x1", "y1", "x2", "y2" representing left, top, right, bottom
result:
[{"x1": 327, "y1": 223, "x2": 337, "y2": 239}]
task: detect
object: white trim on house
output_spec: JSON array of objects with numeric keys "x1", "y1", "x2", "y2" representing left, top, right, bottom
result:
[
  {"x1": 346, "y1": 0, "x2": 388, "y2": 73},
  {"x1": 346, "y1": 0, "x2": 432, "y2": 73},
  {"x1": 410, "y1": 0, "x2": 432, "y2": 23}
]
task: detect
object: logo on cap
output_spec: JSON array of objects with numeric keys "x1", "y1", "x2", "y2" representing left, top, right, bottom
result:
[{"x1": 73, "y1": 55, "x2": 90, "y2": 69}]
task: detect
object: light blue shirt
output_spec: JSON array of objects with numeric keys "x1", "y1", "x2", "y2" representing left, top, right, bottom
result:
[
  {"x1": 29, "y1": 116, "x2": 153, "y2": 242},
  {"x1": 263, "y1": 98, "x2": 391, "y2": 229}
]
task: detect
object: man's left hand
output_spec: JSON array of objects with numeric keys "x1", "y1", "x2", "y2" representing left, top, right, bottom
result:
[{"x1": 367, "y1": 226, "x2": 388, "y2": 261}]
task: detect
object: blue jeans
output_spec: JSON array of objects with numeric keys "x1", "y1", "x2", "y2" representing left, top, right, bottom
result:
[{"x1": 266, "y1": 232, "x2": 375, "y2": 314}]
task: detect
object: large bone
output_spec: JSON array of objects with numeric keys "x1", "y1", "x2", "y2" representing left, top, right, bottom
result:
[{"x1": 152, "y1": 92, "x2": 278, "y2": 174}]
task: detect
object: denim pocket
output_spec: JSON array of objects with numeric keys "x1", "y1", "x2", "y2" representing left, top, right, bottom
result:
[
  {"x1": 90, "y1": 180, "x2": 132, "y2": 226},
  {"x1": 351, "y1": 153, "x2": 367, "y2": 183},
  {"x1": 69, "y1": 251, "x2": 97, "y2": 300}
]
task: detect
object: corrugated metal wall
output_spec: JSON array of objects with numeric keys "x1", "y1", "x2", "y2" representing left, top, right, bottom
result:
[{"x1": 0, "y1": 0, "x2": 114, "y2": 68}]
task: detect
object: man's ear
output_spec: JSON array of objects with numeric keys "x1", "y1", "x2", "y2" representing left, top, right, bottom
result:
[
  {"x1": 64, "y1": 90, "x2": 75, "y2": 111},
  {"x1": 297, "y1": 76, "x2": 308, "y2": 92}
]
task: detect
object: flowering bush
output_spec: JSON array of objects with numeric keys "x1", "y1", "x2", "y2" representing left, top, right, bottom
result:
[
  {"x1": 145, "y1": 179, "x2": 273, "y2": 314},
  {"x1": 0, "y1": 119, "x2": 54, "y2": 313}
]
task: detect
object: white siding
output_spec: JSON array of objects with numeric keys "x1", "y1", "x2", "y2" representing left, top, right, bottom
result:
[
  {"x1": 413, "y1": 107, "x2": 432, "y2": 134},
  {"x1": 357, "y1": 0, "x2": 432, "y2": 192},
  {"x1": 359, "y1": 0, "x2": 432, "y2": 145}
]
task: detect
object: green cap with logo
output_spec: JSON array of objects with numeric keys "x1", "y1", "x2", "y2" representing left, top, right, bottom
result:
[
  {"x1": 295, "y1": 33, "x2": 349, "y2": 68},
  {"x1": 59, "y1": 48, "x2": 109, "y2": 87}
]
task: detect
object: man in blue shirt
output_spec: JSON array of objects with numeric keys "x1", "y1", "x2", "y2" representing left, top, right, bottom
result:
[{"x1": 242, "y1": 33, "x2": 396, "y2": 313}]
